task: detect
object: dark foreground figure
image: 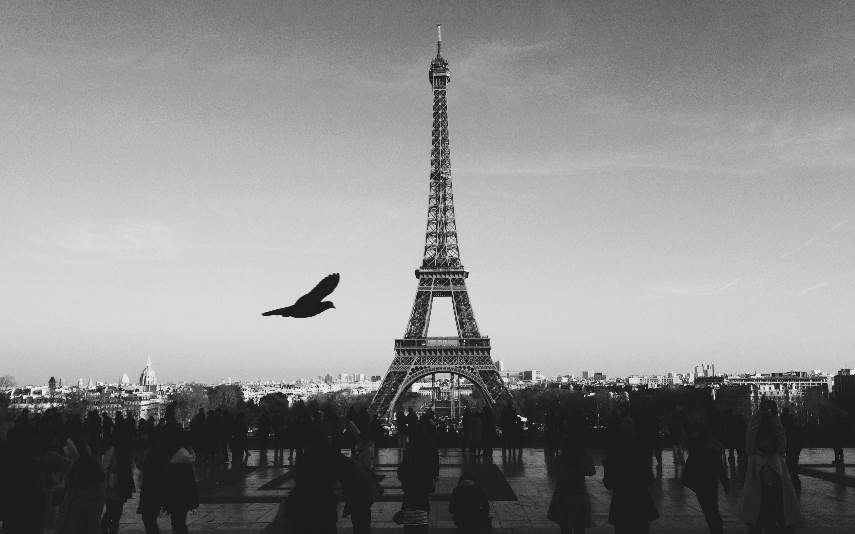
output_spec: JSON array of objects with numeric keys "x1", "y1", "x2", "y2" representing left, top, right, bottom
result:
[
  {"x1": 603, "y1": 416, "x2": 659, "y2": 534},
  {"x1": 450, "y1": 472, "x2": 491, "y2": 533},
  {"x1": 738, "y1": 400, "x2": 800, "y2": 533},
  {"x1": 683, "y1": 423, "x2": 730, "y2": 534}
]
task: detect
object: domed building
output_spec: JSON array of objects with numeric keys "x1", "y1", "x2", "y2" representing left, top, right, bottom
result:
[{"x1": 139, "y1": 357, "x2": 157, "y2": 392}]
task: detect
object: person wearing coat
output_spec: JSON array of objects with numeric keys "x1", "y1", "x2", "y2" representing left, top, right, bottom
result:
[
  {"x1": 337, "y1": 452, "x2": 380, "y2": 534},
  {"x1": 56, "y1": 438, "x2": 106, "y2": 534},
  {"x1": 100, "y1": 438, "x2": 136, "y2": 534},
  {"x1": 449, "y1": 472, "x2": 491, "y2": 533},
  {"x1": 397, "y1": 432, "x2": 435, "y2": 533},
  {"x1": 548, "y1": 437, "x2": 595, "y2": 534},
  {"x1": 260, "y1": 427, "x2": 339, "y2": 534},
  {"x1": 137, "y1": 438, "x2": 170, "y2": 534},
  {"x1": 738, "y1": 400, "x2": 800, "y2": 533},
  {"x1": 682, "y1": 423, "x2": 730, "y2": 534},
  {"x1": 603, "y1": 417, "x2": 659, "y2": 534},
  {"x1": 164, "y1": 438, "x2": 200, "y2": 534}
]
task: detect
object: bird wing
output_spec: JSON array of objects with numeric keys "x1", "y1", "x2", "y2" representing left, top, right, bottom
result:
[{"x1": 302, "y1": 273, "x2": 340, "y2": 302}]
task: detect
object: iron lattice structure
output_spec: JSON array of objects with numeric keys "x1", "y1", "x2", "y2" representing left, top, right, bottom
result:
[{"x1": 368, "y1": 29, "x2": 510, "y2": 420}]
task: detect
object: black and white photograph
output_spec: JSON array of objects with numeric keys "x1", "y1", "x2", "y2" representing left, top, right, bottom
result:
[{"x1": 2, "y1": 2, "x2": 854, "y2": 533}]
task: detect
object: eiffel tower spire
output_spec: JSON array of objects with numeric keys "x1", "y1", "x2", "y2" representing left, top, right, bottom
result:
[
  {"x1": 368, "y1": 28, "x2": 510, "y2": 421},
  {"x1": 423, "y1": 23, "x2": 460, "y2": 270}
]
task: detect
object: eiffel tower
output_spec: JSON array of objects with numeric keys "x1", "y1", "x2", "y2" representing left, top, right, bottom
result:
[{"x1": 368, "y1": 26, "x2": 510, "y2": 420}]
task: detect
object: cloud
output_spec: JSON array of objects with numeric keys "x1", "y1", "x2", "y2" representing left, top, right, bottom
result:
[
  {"x1": 650, "y1": 277, "x2": 742, "y2": 297},
  {"x1": 798, "y1": 282, "x2": 828, "y2": 297},
  {"x1": 780, "y1": 219, "x2": 849, "y2": 259},
  {"x1": 30, "y1": 219, "x2": 177, "y2": 260}
]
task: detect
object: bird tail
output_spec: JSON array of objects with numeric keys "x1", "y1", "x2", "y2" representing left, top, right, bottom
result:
[{"x1": 262, "y1": 306, "x2": 289, "y2": 317}]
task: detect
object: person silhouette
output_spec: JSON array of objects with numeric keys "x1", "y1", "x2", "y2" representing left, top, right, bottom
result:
[
  {"x1": 481, "y1": 409, "x2": 496, "y2": 461},
  {"x1": 396, "y1": 428, "x2": 434, "y2": 533},
  {"x1": 101, "y1": 433, "x2": 135, "y2": 534},
  {"x1": 831, "y1": 412, "x2": 847, "y2": 467},
  {"x1": 682, "y1": 422, "x2": 729, "y2": 534},
  {"x1": 395, "y1": 409, "x2": 408, "y2": 454},
  {"x1": 449, "y1": 472, "x2": 491, "y2": 533},
  {"x1": 56, "y1": 437, "x2": 106, "y2": 534},
  {"x1": 337, "y1": 451, "x2": 379, "y2": 534},
  {"x1": 780, "y1": 407, "x2": 804, "y2": 496},
  {"x1": 548, "y1": 436, "x2": 595, "y2": 534},
  {"x1": 668, "y1": 405, "x2": 688, "y2": 466},
  {"x1": 603, "y1": 416, "x2": 658, "y2": 534},
  {"x1": 163, "y1": 432, "x2": 199, "y2": 534},
  {"x1": 738, "y1": 400, "x2": 800, "y2": 533}
]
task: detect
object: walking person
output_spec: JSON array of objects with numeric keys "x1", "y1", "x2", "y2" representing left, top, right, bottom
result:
[
  {"x1": 548, "y1": 437, "x2": 595, "y2": 534},
  {"x1": 137, "y1": 438, "x2": 168, "y2": 534},
  {"x1": 396, "y1": 429, "x2": 435, "y2": 533},
  {"x1": 831, "y1": 412, "x2": 847, "y2": 467},
  {"x1": 780, "y1": 408, "x2": 804, "y2": 496},
  {"x1": 56, "y1": 438, "x2": 106, "y2": 534},
  {"x1": 449, "y1": 472, "x2": 491, "y2": 533},
  {"x1": 469, "y1": 411, "x2": 483, "y2": 458},
  {"x1": 481, "y1": 409, "x2": 496, "y2": 461},
  {"x1": 163, "y1": 434, "x2": 199, "y2": 534},
  {"x1": 738, "y1": 400, "x2": 800, "y2": 533},
  {"x1": 100, "y1": 435, "x2": 135, "y2": 534},
  {"x1": 189, "y1": 409, "x2": 207, "y2": 467},
  {"x1": 230, "y1": 412, "x2": 248, "y2": 468},
  {"x1": 337, "y1": 452, "x2": 381, "y2": 534},
  {"x1": 682, "y1": 423, "x2": 730, "y2": 534},
  {"x1": 603, "y1": 417, "x2": 659, "y2": 534},
  {"x1": 668, "y1": 405, "x2": 688, "y2": 466},
  {"x1": 271, "y1": 410, "x2": 285, "y2": 464},
  {"x1": 396, "y1": 410, "x2": 408, "y2": 454}
]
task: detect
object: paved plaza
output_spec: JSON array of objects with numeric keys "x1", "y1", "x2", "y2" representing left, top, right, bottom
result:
[{"x1": 116, "y1": 448, "x2": 855, "y2": 533}]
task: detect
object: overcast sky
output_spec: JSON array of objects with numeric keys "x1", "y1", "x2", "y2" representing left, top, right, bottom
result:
[{"x1": 2, "y1": 1, "x2": 854, "y2": 385}]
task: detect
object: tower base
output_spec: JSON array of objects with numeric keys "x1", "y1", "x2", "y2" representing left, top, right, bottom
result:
[{"x1": 368, "y1": 336, "x2": 509, "y2": 421}]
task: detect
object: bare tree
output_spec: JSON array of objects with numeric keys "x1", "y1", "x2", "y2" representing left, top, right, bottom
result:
[
  {"x1": 0, "y1": 375, "x2": 15, "y2": 388},
  {"x1": 169, "y1": 385, "x2": 210, "y2": 425}
]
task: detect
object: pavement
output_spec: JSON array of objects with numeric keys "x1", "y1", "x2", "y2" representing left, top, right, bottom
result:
[{"x1": 115, "y1": 447, "x2": 855, "y2": 533}]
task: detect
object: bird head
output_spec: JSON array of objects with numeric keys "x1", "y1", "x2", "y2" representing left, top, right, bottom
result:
[{"x1": 321, "y1": 301, "x2": 336, "y2": 311}]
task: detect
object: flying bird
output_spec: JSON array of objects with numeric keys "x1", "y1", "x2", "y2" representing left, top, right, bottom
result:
[{"x1": 262, "y1": 273, "x2": 340, "y2": 318}]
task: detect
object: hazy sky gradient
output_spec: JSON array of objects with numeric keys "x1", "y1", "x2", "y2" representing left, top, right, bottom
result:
[{"x1": 2, "y1": 1, "x2": 854, "y2": 385}]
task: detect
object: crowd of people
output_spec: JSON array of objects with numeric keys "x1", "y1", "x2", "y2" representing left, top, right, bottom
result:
[
  {"x1": 0, "y1": 395, "x2": 847, "y2": 534},
  {"x1": 0, "y1": 405, "x2": 200, "y2": 534},
  {"x1": 542, "y1": 399, "x2": 807, "y2": 534}
]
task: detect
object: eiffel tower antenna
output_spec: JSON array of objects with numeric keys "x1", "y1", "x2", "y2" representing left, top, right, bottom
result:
[{"x1": 368, "y1": 28, "x2": 510, "y2": 421}]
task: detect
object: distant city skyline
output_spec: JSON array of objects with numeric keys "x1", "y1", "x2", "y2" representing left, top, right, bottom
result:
[
  {"x1": 2, "y1": 2, "x2": 855, "y2": 385},
  {"x1": 5, "y1": 356, "x2": 845, "y2": 389}
]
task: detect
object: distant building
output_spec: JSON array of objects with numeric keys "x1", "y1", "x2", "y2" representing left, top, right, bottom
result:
[
  {"x1": 139, "y1": 357, "x2": 157, "y2": 393},
  {"x1": 495, "y1": 361, "x2": 505, "y2": 373},
  {"x1": 521, "y1": 370, "x2": 542, "y2": 382},
  {"x1": 694, "y1": 363, "x2": 715, "y2": 379},
  {"x1": 582, "y1": 371, "x2": 589, "y2": 380},
  {"x1": 371, "y1": 375, "x2": 382, "y2": 382},
  {"x1": 593, "y1": 372, "x2": 606, "y2": 381},
  {"x1": 722, "y1": 372, "x2": 829, "y2": 415},
  {"x1": 833, "y1": 369, "x2": 855, "y2": 397}
]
